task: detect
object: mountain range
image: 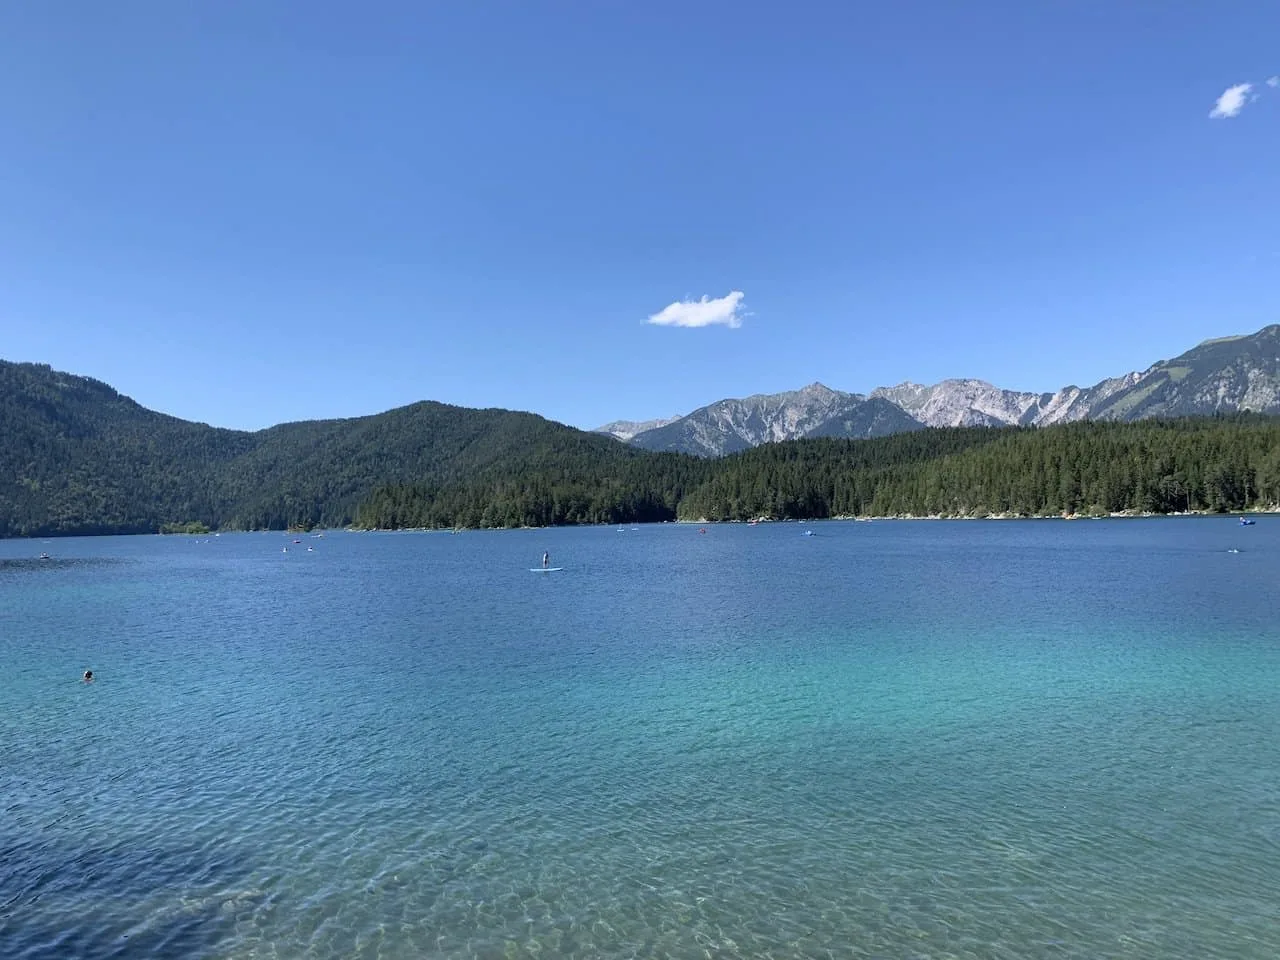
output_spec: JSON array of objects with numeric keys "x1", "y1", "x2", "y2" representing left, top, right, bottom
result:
[
  {"x1": 597, "y1": 324, "x2": 1280, "y2": 456},
  {"x1": 4, "y1": 323, "x2": 1280, "y2": 536}
]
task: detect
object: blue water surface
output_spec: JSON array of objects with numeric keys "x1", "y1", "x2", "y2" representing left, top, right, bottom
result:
[{"x1": 2, "y1": 518, "x2": 1279, "y2": 959}]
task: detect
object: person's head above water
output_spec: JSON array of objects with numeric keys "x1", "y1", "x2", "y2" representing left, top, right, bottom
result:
[{"x1": 83, "y1": 669, "x2": 93, "y2": 682}]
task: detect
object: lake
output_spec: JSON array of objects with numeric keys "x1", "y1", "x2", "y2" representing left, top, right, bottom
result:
[{"x1": 3, "y1": 518, "x2": 1279, "y2": 959}]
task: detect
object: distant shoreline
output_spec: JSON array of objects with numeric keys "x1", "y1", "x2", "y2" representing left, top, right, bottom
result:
[
  {"x1": 5, "y1": 507, "x2": 1275, "y2": 541},
  {"x1": 686, "y1": 507, "x2": 1280, "y2": 524},
  {"x1": 349, "y1": 508, "x2": 1278, "y2": 534}
]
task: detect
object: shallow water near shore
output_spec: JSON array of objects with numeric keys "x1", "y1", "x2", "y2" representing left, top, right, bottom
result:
[{"x1": 3, "y1": 518, "x2": 1279, "y2": 959}]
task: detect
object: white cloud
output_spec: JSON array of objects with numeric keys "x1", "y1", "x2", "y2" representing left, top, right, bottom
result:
[
  {"x1": 645, "y1": 290, "x2": 746, "y2": 329},
  {"x1": 1268, "y1": 76, "x2": 1280, "y2": 88},
  {"x1": 1209, "y1": 82, "x2": 1253, "y2": 118}
]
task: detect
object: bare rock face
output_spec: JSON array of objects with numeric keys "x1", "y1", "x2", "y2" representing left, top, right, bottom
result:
[
  {"x1": 871, "y1": 379, "x2": 1047, "y2": 427},
  {"x1": 627, "y1": 383, "x2": 923, "y2": 458},
  {"x1": 1028, "y1": 373, "x2": 1146, "y2": 426},
  {"x1": 594, "y1": 416, "x2": 682, "y2": 442},
  {"x1": 869, "y1": 370, "x2": 1151, "y2": 428},
  {"x1": 611, "y1": 324, "x2": 1280, "y2": 456}
]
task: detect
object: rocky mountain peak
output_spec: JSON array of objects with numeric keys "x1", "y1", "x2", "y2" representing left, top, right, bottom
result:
[
  {"x1": 595, "y1": 415, "x2": 682, "y2": 442},
  {"x1": 614, "y1": 323, "x2": 1280, "y2": 456},
  {"x1": 796, "y1": 381, "x2": 840, "y2": 398}
]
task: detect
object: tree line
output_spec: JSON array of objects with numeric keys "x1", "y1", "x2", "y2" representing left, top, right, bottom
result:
[{"x1": 357, "y1": 416, "x2": 1280, "y2": 528}]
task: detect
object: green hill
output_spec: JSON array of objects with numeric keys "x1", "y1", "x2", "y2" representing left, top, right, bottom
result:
[
  {"x1": 0, "y1": 361, "x2": 254, "y2": 536},
  {"x1": 0, "y1": 360, "x2": 661, "y2": 537}
]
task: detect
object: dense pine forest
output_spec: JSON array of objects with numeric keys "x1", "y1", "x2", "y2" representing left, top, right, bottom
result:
[
  {"x1": 0, "y1": 360, "x2": 658, "y2": 536},
  {"x1": 357, "y1": 416, "x2": 1280, "y2": 528},
  {"x1": 6, "y1": 358, "x2": 1280, "y2": 536}
]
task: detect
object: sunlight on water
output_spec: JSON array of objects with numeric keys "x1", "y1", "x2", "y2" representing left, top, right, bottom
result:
[{"x1": 3, "y1": 519, "x2": 1279, "y2": 958}]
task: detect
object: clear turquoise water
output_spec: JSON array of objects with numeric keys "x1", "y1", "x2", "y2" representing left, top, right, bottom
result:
[{"x1": 3, "y1": 519, "x2": 1279, "y2": 959}]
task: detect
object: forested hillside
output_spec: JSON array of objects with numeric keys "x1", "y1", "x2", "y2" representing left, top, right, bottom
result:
[
  {"x1": 360, "y1": 417, "x2": 1280, "y2": 527},
  {"x1": 0, "y1": 362, "x2": 255, "y2": 536},
  {"x1": 203, "y1": 402, "x2": 654, "y2": 532},
  {"x1": 0, "y1": 361, "x2": 648, "y2": 536}
]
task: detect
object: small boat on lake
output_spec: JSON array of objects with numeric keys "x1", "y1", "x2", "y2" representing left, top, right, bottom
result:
[{"x1": 1239, "y1": 517, "x2": 1256, "y2": 526}]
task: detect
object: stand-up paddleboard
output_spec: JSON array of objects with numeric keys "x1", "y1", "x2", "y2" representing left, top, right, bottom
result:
[{"x1": 530, "y1": 567, "x2": 564, "y2": 572}]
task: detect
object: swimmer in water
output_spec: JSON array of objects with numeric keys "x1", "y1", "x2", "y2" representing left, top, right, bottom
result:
[{"x1": 83, "y1": 669, "x2": 94, "y2": 683}]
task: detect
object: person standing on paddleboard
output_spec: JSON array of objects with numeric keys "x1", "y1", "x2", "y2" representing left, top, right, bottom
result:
[{"x1": 542, "y1": 551, "x2": 550, "y2": 568}]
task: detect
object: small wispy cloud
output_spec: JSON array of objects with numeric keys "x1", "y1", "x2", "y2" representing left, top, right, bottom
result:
[
  {"x1": 1268, "y1": 76, "x2": 1280, "y2": 88},
  {"x1": 646, "y1": 291, "x2": 746, "y2": 329},
  {"x1": 1209, "y1": 82, "x2": 1253, "y2": 119}
]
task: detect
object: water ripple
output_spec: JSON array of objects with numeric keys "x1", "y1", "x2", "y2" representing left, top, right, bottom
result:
[{"x1": 3, "y1": 521, "x2": 1280, "y2": 958}]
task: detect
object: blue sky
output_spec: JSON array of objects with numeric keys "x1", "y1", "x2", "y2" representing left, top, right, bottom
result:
[{"x1": 2, "y1": 2, "x2": 1278, "y2": 431}]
